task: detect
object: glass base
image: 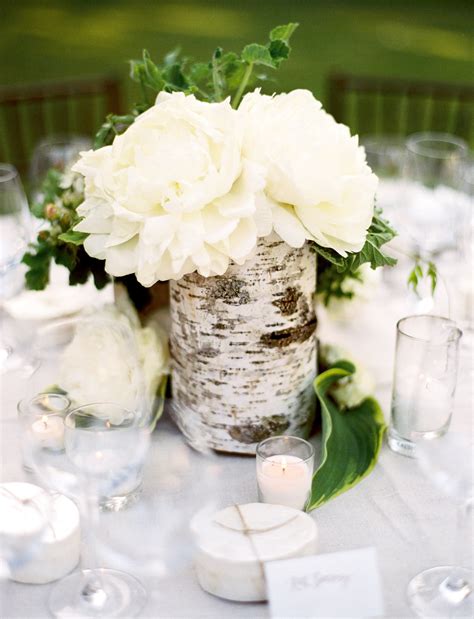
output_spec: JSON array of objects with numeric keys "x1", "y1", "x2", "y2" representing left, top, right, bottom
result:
[
  {"x1": 99, "y1": 484, "x2": 142, "y2": 512},
  {"x1": 408, "y1": 566, "x2": 473, "y2": 618},
  {"x1": 48, "y1": 568, "x2": 147, "y2": 618},
  {"x1": 387, "y1": 427, "x2": 417, "y2": 458}
]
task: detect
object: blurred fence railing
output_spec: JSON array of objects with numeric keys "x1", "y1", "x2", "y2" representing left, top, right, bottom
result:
[
  {"x1": 327, "y1": 73, "x2": 474, "y2": 148},
  {"x1": 0, "y1": 76, "x2": 122, "y2": 176}
]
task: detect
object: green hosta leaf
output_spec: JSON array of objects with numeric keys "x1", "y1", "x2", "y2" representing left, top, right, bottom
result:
[
  {"x1": 58, "y1": 230, "x2": 88, "y2": 245},
  {"x1": 149, "y1": 375, "x2": 168, "y2": 431},
  {"x1": 307, "y1": 361, "x2": 386, "y2": 511},
  {"x1": 269, "y1": 23, "x2": 299, "y2": 42},
  {"x1": 241, "y1": 44, "x2": 276, "y2": 68}
]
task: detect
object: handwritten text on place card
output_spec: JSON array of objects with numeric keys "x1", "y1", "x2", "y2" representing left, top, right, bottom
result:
[{"x1": 264, "y1": 547, "x2": 385, "y2": 618}]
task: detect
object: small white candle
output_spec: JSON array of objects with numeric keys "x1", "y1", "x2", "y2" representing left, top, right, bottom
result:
[
  {"x1": 31, "y1": 414, "x2": 65, "y2": 451},
  {"x1": 1, "y1": 482, "x2": 80, "y2": 584},
  {"x1": 257, "y1": 454, "x2": 312, "y2": 510}
]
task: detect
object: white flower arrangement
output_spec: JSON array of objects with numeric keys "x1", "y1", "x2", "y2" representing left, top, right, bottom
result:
[{"x1": 72, "y1": 89, "x2": 377, "y2": 286}]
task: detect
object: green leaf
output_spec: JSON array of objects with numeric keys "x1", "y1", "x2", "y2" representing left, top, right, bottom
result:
[
  {"x1": 344, "y1": 213, "x2": 397, "y2": 272},
  {"x1": 268, "y1": 40, "x2": 290, "y2": 65},
  {"x1": 427, "y1": 261, "x2": 438, "y2": 295},
  {"x1": 142, "y1": 50, "x2": 165, "y2": 91},
  {"x1": 31, "y1": 201, "x2": 45, "y2": 219},
  {"x1": 307, "y1": 361, "x2": 386, "y2": 511},
  {"x1": 241, "y1": 44, "x2": 276, "y2": 68},
  {"x1": 149, "y1": 375, "x2": 168, "y2": 431},
  {"x1": 310, "y1": 242, "x2": 346, "y2": 269},
  {"x1": 269, "y1": 23, "x2": 299, "y2": 42},
  {"x1": 58, "y1": 230, "x2": 88, "y2": 245}
]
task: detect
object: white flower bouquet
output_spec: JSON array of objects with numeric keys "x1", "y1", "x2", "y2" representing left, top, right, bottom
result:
[{"x1": 23, "y1": 24, "x2": 394, "y2": 485}]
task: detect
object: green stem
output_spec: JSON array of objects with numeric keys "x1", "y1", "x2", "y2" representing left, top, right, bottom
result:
[{"x1": 231, "y1": 62, "x2": 253, "y2": 109}]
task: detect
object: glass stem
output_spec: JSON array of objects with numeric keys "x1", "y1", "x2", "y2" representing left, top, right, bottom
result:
[
  {"x1": 79, "y1": 484, "x2": 107, "y2": 608},
  {"x1": 442, "y1": 500, "x2": 472, "y2": 600}
]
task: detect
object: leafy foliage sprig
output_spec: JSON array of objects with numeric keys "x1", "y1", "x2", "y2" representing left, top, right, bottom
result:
[
  {"x1": 407, "y1": 259, "x2": 437, "y2": 297},
  {"x1": 22, "y1": 170, "x2": 110, "y2": 290},
  {"x1": 314, "y1": 209, "x2": 397, "y2": 305},
  {"x1": 93, "y1": 23, "x2": 298, "y2": 150},
  {"x1": 22, "y1": 23, "x2": 397, "y2": 306}
]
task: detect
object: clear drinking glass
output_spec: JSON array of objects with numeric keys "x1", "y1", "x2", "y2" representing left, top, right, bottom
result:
[
  {"x1": 403, "y1": 132, "x2": 468, "y2": 258},
  {"x1": 407, "y1": 432, "x2": 473, "y2": 618},
  {"x1": 0, "y1": 164, "x2": 31, "y2": 370},
  {"x1": 388, "y1": 315, "x2": 462, "y2": 457},
  {"x1": 256, "y1": 436, "x2": 314, "y2": 511},
  {"x1": 28, "y1": 404, "x2": 150, "y2": 618}
]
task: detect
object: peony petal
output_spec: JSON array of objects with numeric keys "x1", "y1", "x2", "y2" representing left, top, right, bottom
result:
[{"x1": 272, "y1": 203, "x2": 308, "y2": 248}]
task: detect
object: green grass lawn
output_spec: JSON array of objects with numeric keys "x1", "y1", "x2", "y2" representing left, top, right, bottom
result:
[{"x1": 1, "y1": 0, "x2": 472, "y2": 108}]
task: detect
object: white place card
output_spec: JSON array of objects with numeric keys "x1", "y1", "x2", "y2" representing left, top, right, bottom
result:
[{"x1": 265, "y1": 547, "x2": 384, "y2": 618}]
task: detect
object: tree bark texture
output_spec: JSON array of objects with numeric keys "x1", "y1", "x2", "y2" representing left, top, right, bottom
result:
[{"x1": 169, "y1": 234, "x2": 317, "y2": 454}]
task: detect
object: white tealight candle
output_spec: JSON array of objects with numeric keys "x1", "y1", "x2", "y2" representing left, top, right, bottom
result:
[
  {"x1": 0, "y1": 482, "x2": 80, "y2": 584},
  {"x1": 257, "y1": 454, "x2": 312, "y2": 510},
  {"x1": 30, "y1": 414, "x2": 65, "y2": 451}
]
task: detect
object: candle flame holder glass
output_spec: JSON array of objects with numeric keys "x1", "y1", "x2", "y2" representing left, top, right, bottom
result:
[
  {"x1": 18, "y1": 393, "x2": 71, "y2": 472},
  {"x1": 388, "y1": 315, "x2": 462, "y2": 458},
  {"x1": 256, "y1": 436, "x2": 314, "y2": 511}
]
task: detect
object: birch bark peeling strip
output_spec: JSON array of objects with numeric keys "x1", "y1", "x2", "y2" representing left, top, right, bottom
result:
[
  {"x1": 192, "y1": 503, "x2": 318, "y2": 602},
  {"x1": 170, "y1": 234, "x2": 317, "y2": 454}
]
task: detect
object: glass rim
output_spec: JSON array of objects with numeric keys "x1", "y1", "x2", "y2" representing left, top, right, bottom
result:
[
  {"x1": 256, "y1": 435, "x2": 315, "y2": 464},
  {"x1": 17, "y1": 393, "x2": 71, "y2": 417},
  {"x1": 361, "y1": 135, "x2": 407, "y2": 152},
  {"x1": 406, "y1": 132, "x2": 468, "y2": 160},
  {"x1": 64, "y1": 402, "x2": 135, "y2": 430},
  {"x1": 396, "y1": 314, "x2": 462, "y2": 344},
  {"x1": 0, "y1": 163, "x2": 18, "y2": 183}
]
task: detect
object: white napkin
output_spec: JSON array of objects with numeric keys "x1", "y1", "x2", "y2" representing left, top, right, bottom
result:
[{"x1": 4, "y1": 264, "x2": 113, "y2": 321}]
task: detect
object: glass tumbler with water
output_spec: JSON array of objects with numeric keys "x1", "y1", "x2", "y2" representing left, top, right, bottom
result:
[{"x1": 388, "y1": 315, "x2": 462, "y2": 457}]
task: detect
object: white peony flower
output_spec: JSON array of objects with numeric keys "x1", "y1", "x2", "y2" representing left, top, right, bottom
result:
[
  {"x1": 240, "y1": 89, "x2": 378, "y2": 256},
  {"x1": 59, "y1": 293, "x2": 169, "y2": 423},
  {"x1": 72, "y1": 92, "x2": 265, "y2": 285}
]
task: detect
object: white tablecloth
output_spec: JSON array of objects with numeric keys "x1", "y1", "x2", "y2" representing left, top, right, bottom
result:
[{"x1": 1, "y1": 278, "x2": 473, "y2": 619}]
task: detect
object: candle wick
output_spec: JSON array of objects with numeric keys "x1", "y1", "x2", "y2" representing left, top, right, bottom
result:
[{"x1": 41, "y1": 415, "x2": 48, "y2": 429}]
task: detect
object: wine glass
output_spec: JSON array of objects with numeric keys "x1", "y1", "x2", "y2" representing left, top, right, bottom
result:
[
  {"x1": 94, "y1": 428, "x2": 226, "y2": 582},
  {"x1": 403, "y1": 132, "x2": 468, "y2": 259},
  {"x1": 27, "y1": 403, "x2": 151, "y2": 618},
  {"x1": 0, "y1": 164, "x2": 32, "y2": 371},
  {"x1": 407, "y1": 432, "x2": 473, "y2": 617},
  {"x1": 29, "y1": 136, "x2": 91, "y2": 203}
]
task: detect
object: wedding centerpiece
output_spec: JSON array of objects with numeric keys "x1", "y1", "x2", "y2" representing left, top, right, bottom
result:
[{"x1": 23, "y1": 24, "x2": 395, "y2": 502}]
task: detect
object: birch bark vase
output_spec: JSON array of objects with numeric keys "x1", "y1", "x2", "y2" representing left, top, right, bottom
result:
[{"x1": 170, "y1": 233, "x2": 317, "y2": 454}]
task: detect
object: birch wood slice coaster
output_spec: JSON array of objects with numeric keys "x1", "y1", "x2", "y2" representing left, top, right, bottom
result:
[{"x1": 192, "y1": 502, "x2": 318, "y2": 602}]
